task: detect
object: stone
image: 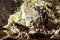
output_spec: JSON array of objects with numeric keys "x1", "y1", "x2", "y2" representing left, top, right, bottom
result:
[{"x1": 51, "y1": 34, "x2": 60, "y2": 39}]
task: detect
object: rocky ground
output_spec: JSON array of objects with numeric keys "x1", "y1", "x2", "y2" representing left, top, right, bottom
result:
[{"x1": 0, "y1": 30, "x2": 51, "y2": 40}]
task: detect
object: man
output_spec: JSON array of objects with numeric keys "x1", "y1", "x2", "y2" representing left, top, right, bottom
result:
[
  {"x1": 40, "y1": 8, "x2": 48, "y2": 25},
  {"x1": 39, "y1": 6, "x2": 48, "y2": 35}
]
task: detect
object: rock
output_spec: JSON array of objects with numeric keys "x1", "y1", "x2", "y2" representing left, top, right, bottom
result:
[
  {"x1": 29, "y1": 30, "x2": 37, "y2": 34},
  {"x1": 54, "y1": 30, "x2": 60, "y2": 34},
  {"x1": 50, "y1": 34, "x2": 60, "y2": 39}
]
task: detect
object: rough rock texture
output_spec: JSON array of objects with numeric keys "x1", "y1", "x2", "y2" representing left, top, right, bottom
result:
[
  {"x1": 0, "y1": 0, "x2": 60, "y2": 40},
  {"x1": 51, "y1": 34, "x2": 60, "y2": 39}
]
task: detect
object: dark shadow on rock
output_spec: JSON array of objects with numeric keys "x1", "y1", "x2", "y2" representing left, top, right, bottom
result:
[
  {"x1": 29, "y1": 33, "x2": 51, "y2": 38},
  {"x1": 3, "y1": 38, "x2": 16, "y2": 40}
]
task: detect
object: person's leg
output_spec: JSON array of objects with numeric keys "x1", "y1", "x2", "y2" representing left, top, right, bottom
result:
[{"x1": 42, "y1": 24, "x2": 48, "y2": 35}]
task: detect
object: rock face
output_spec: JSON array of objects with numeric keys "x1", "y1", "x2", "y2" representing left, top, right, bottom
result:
[{"x1": 24, "y1": 7, "x2": 39, "y2": 26}]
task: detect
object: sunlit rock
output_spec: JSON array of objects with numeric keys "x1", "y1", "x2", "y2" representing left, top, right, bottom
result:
[{"x1": 54, "y1": 30, "x2": 60, "y2": 34}]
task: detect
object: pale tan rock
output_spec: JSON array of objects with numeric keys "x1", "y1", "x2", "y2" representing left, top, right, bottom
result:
[{"x1": 54, "y1": 30, "x2": 60, "y2": 34}]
